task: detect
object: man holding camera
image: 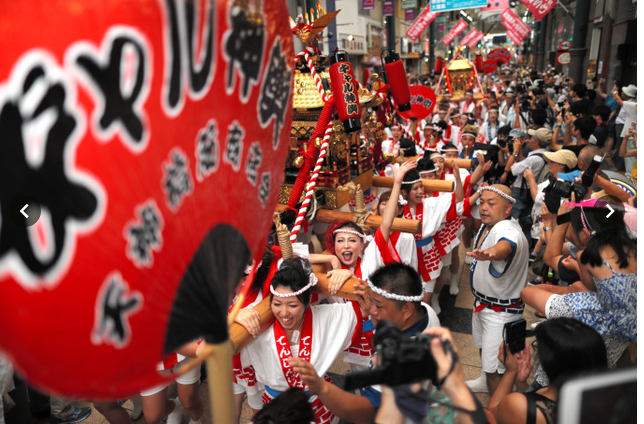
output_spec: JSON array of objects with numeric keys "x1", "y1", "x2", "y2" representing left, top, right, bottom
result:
[
  {"x1": 289, "y1": 263, "x2": 440, "y2": 424},
  {"x1": 465, "y1": 185, "x2": 529, "y2": 395},
  {"x1": 506, "y1": 128, "x2": 550, "y2": 222}
]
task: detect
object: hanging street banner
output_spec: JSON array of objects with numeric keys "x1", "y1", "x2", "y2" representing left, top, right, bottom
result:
[
  {"x1": 460, "y1": 28, "x2": 481, "y2": 47},
  {"x1": 520, "y1": 0, "x2": 556, "y2": 21},
  {"x1": 441, "y1": 18, "x2": 468, "y2": 46},
  {"x1": 480, "y1": 0, "x2": 509, "y2": 12},
  {"x1": 362, "y1": 0, "x2": 375, "y2": 11},
  {"x1": 506, "y1": 29, "x2": 523, "y2": 45},
  {"x1": 401, "y1": 0, "x2": 418, "y2": 9},
  {"x1": 406, "y1": 8, "x2": 440, "y2": 42},
  {"x1": 500, "y1": 8, "x2": 531, "y2": 39},
  {"x1": 429, "y1": 0, "x2": 486, "y2": 12},
  {"x1": 405, "y1": 9, "x2": 416, "y2": 22},
  {"x1": 467, "y1": 31, "x2": 485, "y2": 49},
  {"x1": 383, "y1": 0, "x2": 394, "y2": 16}
]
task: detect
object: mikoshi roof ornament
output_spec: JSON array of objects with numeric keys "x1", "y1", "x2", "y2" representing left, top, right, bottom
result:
[{"x1": 0, "y1": 0, "x2": 294, "y2": 422}]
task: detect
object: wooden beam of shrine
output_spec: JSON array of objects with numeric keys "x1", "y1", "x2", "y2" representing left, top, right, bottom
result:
[
  {"x1": 230, "y1": 272, "x2": 362, "y2": 355},
  {"x1": 372, "y1": 176, "x2": 454, "y2": 193},
  {"x1": 275, "y1": 204, "x2": 421, "y2": 234}
]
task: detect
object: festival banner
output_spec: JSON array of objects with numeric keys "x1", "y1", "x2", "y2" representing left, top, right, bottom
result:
[
  {"x1": 401, "y1": 0, "x2": 417, "y2": 9},
  {"x1": 405, "y1": 9, "x2": 415, "y2": 22},
  {"x1": 460, "y1": 28, "x2": 481, "y2": 47},
  {"x1": 362, "y1": 0, "x2": 375, "y2": 10},
  {"x1": 506, "y1": 29, "x2": 523, "y2": 46},
  {"x1": 520, "y1": 0, "x2": 556, "y2": 21},
  {"x1": 500, "y1": 8, "x2": 531, "y2": 39},
  {"x1": 467, "y1": 31, "x2": 485, "y2": 49},
  {"x1": 383, "y1": 0, "x2": 394, "y2": 16},
  {"x1": 406, "y1": 8, "x2": 440, "y2": 42},
  {"x1": 429, "y1": 0, "x2": 486, "y2": 12},
  {"x1": 440, "y1": 18, "x2": 468, "y2": 46}
]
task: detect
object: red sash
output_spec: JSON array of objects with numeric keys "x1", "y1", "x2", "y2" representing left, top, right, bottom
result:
[
  {"x1": 403, "y1": 202, "x2": 432, "y2": 282},
  {"x1": 273, "y1": 308, "x2": 335, "y2": 424},
  {"x1": 341, "y1": 260, "x2": 374, "y2": 359}
]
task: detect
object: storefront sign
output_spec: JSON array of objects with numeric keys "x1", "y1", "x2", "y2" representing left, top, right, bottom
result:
[
  {"x1": 401, "y1": 0, "x2": 417, "y2": 9},
  {"x1": 405, "y1": 9, "x2": 415, "y2": 22},
  {"x1": 558, "y1": 40, "x2": 572, "y2": 50},
  {"x1": 362, "y1": 0, "x2": 375, "y2": 10},
  {"x1": 383, "y1": 1, "x2": 394, "y2": 16},
  {"x1": 429, "y1": 0, "x2": 486, "y2": 12},
  {"x1": 557, "y1": 51, "x2": 571, "y2": 65}
]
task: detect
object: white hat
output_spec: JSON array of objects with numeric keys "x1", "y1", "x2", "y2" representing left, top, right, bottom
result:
[{"x1": 622, "y1": 84, "x2": 637, "y2": 98}]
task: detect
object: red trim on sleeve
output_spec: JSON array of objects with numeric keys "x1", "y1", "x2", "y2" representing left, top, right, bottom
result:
[
  {"x1": 445, "y1": 193, "x2": 458, "y2": 221},
  {"x1": 463, "y1": 197, "x2": 473, "y2": 218}
]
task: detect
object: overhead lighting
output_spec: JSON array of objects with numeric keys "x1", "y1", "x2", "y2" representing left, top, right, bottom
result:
[
  {"x1": 460, "y1": 10, "x2": 467, "y2": 17},
  {"x1": 466, "y1": 16, "x2": 473, "y2": 22}
]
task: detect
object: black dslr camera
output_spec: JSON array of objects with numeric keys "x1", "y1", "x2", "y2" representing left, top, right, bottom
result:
[
  {"x1": 498, "y1": 135, "x2": 513, "y2": 149},
  {"x1": 544, "y1": 155, "x2": 603, "y2": 209},
  {"x1": 344, "y1": 320, "x2": 444, "y2": 390}
]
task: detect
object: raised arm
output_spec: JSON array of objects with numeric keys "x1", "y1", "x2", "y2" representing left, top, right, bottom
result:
[
  {"x1": 450, "y1": 161, "x2": 464, "y2": 204},
  {"x1": 381, "y1": 161, "x2": 417, "y2": 242}
]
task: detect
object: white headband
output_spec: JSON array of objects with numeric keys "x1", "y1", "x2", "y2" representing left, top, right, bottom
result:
[
  {"x1": 404, "y1": 178, "x2": 423, "y2": 185},
  {"x1": 333, "y1": 228, "x2": 374, "y2": 243},
  {"x1": 477, "y1": 186, "x2": 516, "y2": 204},
  {"x1": 419, "y1": 170, "x2": 435, "y2": 175},
  {"x1": 462, "y1": 132, "x2": 477, "y2": 138},
  {"x1": 270, "y1": 273, "x2": 318, "y2": 298},
  {"x1": 244, "y1": 260, "x2": 263, "y2": 275},
  {"x1": 366, "y1": 280, "x2": 423, "y2": 302},
  {"x1": 398, "y1": 195, "x2": 408, "y2": 206}
]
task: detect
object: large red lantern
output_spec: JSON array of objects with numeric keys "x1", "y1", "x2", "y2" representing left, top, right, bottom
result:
[
  {"x1": 383, "y1": 49, "x2": 411, "y2": 112},
  {"x1": 329, "y1": 49, "x2": 361, "y2": 133}
]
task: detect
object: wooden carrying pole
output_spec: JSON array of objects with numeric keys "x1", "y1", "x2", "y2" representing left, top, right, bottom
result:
[
  {"x1": 398, "y1": 157, "x2": 474, "y2": 169},
  {"x1": 206, "y1": 341, "x2": 235, "y2": 424},
  {"x1": 372, "y1": 176, "x2": 454, "y2": 194},
  {"x1": 230, "y1": 272, "x2": 362, "y2": 355},
  {"x1": 275, "y1": 204, "x2": 421, "y2": 234}
]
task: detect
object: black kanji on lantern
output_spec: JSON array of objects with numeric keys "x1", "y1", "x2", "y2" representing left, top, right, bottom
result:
[
  {"x1": 74, "y1": 34, "x2": 150, "y2": 148},
  {"x1": 347, "y1": 103, "x2": 359, "y2": 115},
  {"x1": 163, "y1": 149, "x2": 193, "y2": 211},
  {"x1": 195, "y1": 120, "x2": 219, "y2": 181},
  {"x1": 258, "y1": 40, "x2": 292, "y2": 149},
  {"x1": 92, "y1": 273, "x2": 142, "y2": 348},
  {"x1": 246, "y1": 142, "x2": 262, "y2": 185},
  {"x1": 258, "y1": 172, "x2": 271, "y2": 207},
  {"x1": 0, "y1": 59, "x2": 100, "y2": 279},
  {"x1": 344, "y1": 93, "x2": 357, "y2": 103},
  {"x1": 224, "y1": 2, "x2": 265, "y2": 100},
  {"x1": 224, "y1": 122, "x2": 244, "y2": 171},
  {"x1": 126, "y1": 202, "x2": 163, "y2": 267}
]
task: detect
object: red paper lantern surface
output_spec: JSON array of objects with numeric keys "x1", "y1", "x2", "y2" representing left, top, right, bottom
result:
[
  {"x1": 397, "y1": 85, "x2": 437, "y2": 121},
  {"x1": 0, "y1": 0, "x2": 293, "y2": 399}
]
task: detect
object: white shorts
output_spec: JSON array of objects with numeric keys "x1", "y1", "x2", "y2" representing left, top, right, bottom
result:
[
  {"x1": 232, "y1": 382, "x2": 264, "y2": 410},
  {"x1": 423, "y1": 279, "x2": 436, "y2": 293},
  {"x1": 441, "y1": 252, "x2": 453, "y2": 268},
  {"x1": 471, "y1": 307, "x2": 523, "y2": 374},
  {"x1": 140, "y1": 358, "x2": 201, "y2": 396}
]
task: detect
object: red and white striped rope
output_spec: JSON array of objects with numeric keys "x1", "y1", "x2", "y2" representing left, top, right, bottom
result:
[
  {"x1": 290, "y1": 121, "x2": 334, "y2": 241},
  {"x1": 295, "y1": 46, "x2": 329, "y2": 103}
]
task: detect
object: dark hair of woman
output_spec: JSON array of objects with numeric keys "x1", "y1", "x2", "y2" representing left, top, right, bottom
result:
[
  {"x1": 324, "y1": 220, "x2": 366, "y2": 255},
  {"x1": 248, "y1": 245, "x2": 277, "y2": 293},
  {"x1": 251, "y1": 387, "x2": 315, "y2": 424},
  {"x1": 569, "y1": 206, "x2": 636, "y2": 268},
  {"x1": 401, "y1": 168, "x2": 422, "y2": 194},
  {"x1": 534, "y1": 317, "x2": 607, "y2": 390},
  {"x1": 270, "y1": 257, "x2": 313, "y2": 308}
]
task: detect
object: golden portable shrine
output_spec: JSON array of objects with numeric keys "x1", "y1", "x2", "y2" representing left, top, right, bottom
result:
[{"x1": 435, "y1": 56, "x2": 484, "y2": 101}]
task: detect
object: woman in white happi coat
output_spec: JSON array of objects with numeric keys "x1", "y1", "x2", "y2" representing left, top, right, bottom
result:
[
  {"x1": 240, "y1": 257, "x2": 369, "y2": 424},
  {"x1": 310, "y1": 161, "x2": 418, "y2": 370}
]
